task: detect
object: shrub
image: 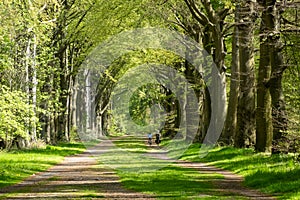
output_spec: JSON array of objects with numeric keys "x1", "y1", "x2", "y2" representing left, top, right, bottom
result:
[{"x1": 0, "y1": 85, "x2": 40, "y2": 149}]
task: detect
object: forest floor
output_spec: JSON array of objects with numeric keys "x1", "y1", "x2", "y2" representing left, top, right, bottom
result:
[{"x1": 0, "y1": 137, "x2": 276, "y2": 200}]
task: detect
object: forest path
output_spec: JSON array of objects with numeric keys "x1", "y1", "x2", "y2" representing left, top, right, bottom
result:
[
  {"x1": 0, "y1": 140, "x2": 154, "y2": 200},
  {"x1": 0, "y1": 136, "x2": 275, "y2": 200}
]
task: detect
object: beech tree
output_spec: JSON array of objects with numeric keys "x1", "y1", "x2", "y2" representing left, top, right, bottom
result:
[
  {"x1": 234, "y1": 0, "x2": 257, "y2": 148},
  {"x1": 223, "y1": 1, "x2": 239, "y2": 145},
  {"x1": 256, "y1": 0, "x2": 274, "y2": 152},
  {"x1": 268, "y1": 0, "x2": 288, "y2": 143},
  {"x1": 183, "y1": 1, "x2": 229, "y2": 141},
  {"x1": 0, "y1": 0, "x2": 299, "y2": 152}
]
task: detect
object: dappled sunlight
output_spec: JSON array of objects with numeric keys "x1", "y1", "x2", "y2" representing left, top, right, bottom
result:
[
  {"x1": 181, "y1": 144, "x2": 300, "y2": 199},
  {"x1": 0, "y1": 143, "x2": 86, "y2": 188},
  {"x1": 0, "y1": 144, "x2": 153, "y2": 199},
  {"x1": 0, "y1": 136, "x2": 281, "y2": 199}
]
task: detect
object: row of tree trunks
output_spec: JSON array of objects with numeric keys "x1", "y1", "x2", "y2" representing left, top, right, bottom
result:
[
  {"x1": 183, "y1": 0, "x2": 227, "y2": 144},
  {"x1": 177, "y1": 0, "x2": 289, "y2": 151},
  {"x1": 50, "y1": 1, "x2": 90, "y2": 143}
]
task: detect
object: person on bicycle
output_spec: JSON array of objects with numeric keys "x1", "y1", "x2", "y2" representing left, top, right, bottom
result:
[
  {"x1": 147, "y1": 133, "x2": 152, "y2": 146},
  {"x1": 155, "y1": 131, "x2": 161, "y2": 146}
]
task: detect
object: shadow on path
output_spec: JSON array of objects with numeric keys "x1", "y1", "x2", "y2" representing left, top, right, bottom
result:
[
  {"x1": 0, "y1": 140, "x2": 154, "y2": 199},
  {"x1": 0, "y1": 136, "x2": 276, "y2": 200}
]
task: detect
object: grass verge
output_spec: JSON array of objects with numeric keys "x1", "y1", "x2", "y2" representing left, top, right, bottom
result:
[
  {"x1": 0, "y1": 142, "x2": 86, "y2": 188},
  {"x1": 180, "y1": 144, "x2": 300, "y2": 199}
]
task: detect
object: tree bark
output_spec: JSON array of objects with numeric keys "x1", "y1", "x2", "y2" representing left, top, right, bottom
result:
[
  {"x1": 235, "y1": 1, "x2": 256, "y2": 148},
  {"x1": 268, "y1": 1, "x2": 288, "y2": 142},
  {"x1": 183, "y1": 0, "x2": 228, "y2": 144},
  {"x1": 31, "y1": 34, "x2": 37, "y2": 142},
  {"x1": 222, "y1": 6, "x2": 240, "y2": 145},
  {"x1": 25, "y1": 35, "x2": 31, "y2": 141},
  {"x1": 64, "y1": 45, "x2": 70, "y2": 142},
  {"x1": 256, "y1": 0, "x2": 274, "y2": 152},
  {"x1": 25, "y1": 30, "x2": 38, "y2": 144}
]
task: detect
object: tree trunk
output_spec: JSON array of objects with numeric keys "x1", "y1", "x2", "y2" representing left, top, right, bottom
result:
[
  {"x1": 183, "y1": 81, "x2": 188, "y2": 140},
  {"x1": 25, "y1": 31, "x2": 38, "y2": 144},
  {"x1": 84, "y1": 68, "x2": 93, "y2": 137},
  {"x1": 64, "y1": 46, "x2": 70, "y2": 142},
  {"x1": 222, "y1": 7, "x2": 240, "y2": 145},
  {"x1": 52, "y1": 113, "x2": 58, "y2": 144},
  {"x1": 270, "y1": 55, "x2": 288, "y2": 141},
  {"x1": 268, "y1": 1, "x2": 288, "y2": 142},
  {"x1": 45, "y1": 114, "x2": 51, "y2": 144},
  {"x1": 183, "y1": 0, "x2": 228, "y2": 144},
  {"x1": 207, "y1": 13, "x2": 227, "y2": 147},
  {"x1": 256, "y1": 0, "x2": 273, "y2": 152},
  {"x1": 97, "y1": 114, "x2": 103, "y2": 137},
  {"x1": 25, "y1": 36, "x2": 31, "y2": 141},
  {"x1": 31, "y1": 34, "x2": 37, "y2": 142},
  {"x1": 235, "y1": 1, "x2": 256, "y2": 148},
  {"x1": 201, "y1": 86, "x2": 211, "y2": 142}
]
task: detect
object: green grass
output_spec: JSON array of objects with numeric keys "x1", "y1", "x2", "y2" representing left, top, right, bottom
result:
[
  {"x1": 111, "y1": 135, "x2": 149, "y2": 153},
  {"x1": 0, "y1": 142, "x2": 86, "y2": 188},
  {"x1": 97, "y1": 147, "x2": 172, "y2": 172},
  {"x1": 100, "y1": 136, "x2": 248, "y2": 199},
  {"x1": 117, "y1": 165, "x2": 228, "y2": 199},
  {"x1": 180, "y1": 144, "x2": 300, "y2": 199}
]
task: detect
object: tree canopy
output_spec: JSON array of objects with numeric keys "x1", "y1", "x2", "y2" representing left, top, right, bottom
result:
[{"x1": 0, "y1": 0, "x2": 299, "y2": 154}]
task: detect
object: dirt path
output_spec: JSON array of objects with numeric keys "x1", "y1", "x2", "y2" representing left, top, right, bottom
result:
[
  {"x1": 0, "y1": 140, "x2": 154, "y2": 200},
  {"x1": 0, "y1": 137, "x2": 276, "y2": 200}
]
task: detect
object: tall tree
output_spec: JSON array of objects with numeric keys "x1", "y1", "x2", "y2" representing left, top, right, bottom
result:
[
  {"x1": 51, "y1": 0, "x2": 94, "y2": 142},
  {"x1": 222, "y1": 2, "x2": 239, "y2": 145},
  {"x1": 256, "y1": 0, "x2": 274, "y2": 152},
  {"x1": 235, "y1": 0, "x2": 257, "y2": 148},
  {"x1": 183, "y1": 0, "x2": 229, "y2": 143},
  {"x1": 268, "y1": 0, "x2": 288, "y2": 143}
]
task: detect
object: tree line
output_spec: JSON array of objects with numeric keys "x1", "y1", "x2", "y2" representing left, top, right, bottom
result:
[{"x1": 0, "y1": 0, "x2": 299, "y2": 153}]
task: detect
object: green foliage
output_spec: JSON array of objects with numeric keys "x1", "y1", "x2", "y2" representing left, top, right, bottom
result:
[
  {"x1": 84, "y1": 0, "x2": 164, "y2": 45},
  {"x1": 0, "y1": 85, "x2": 40, "y2": 146},
  {"x1": 280, "y1": 7, "x2": 300, "y2": 149},
  {"x1": 0, "y1": 0, "x2": 299, "y2": 153},
  {"x1": 283, "y1": 34, "x2": 300, "y2": 137},
  {"x1": 107, "y1": 111, "x2": 127, "y2": 136},
  {"x1": 101, "y1": 49, "x2": 184, "y2": 136},
  {"x1": 129, "y1": 84, "x2": 164, "y2": 126}
]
